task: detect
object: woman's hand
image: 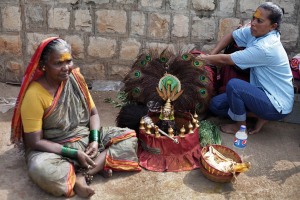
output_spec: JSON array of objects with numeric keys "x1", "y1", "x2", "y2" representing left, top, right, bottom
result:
[
  {"x1": 85, "y1": 141, "x2": 99, "y2": 159},
  {"x1": 77, "y1": 150, "x2": 96, "y2": 169}
]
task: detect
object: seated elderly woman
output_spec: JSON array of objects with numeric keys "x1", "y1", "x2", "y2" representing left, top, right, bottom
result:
[
  {"x1": 199, "y1": 2, "x2": 294, "y2": 135},
  {"x1": 11, "y1": 38, "x2": 141, "y2": 198}
]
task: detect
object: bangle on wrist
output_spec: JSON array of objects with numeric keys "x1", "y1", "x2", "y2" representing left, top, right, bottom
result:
[
  {"x1": 61, "y1": 146, "x2": 78, "y2": 158},
  {"x1": 89, "y1": 129, "x2": 99, "y2": 143}
]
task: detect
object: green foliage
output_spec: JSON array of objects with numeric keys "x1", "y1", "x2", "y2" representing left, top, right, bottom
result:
[
  {"x1": 199, "y1": 120, "x2": 222, "y2": 147},
  {"x1": 104, "y1": 91, "x2": 130, "y2": 108}
]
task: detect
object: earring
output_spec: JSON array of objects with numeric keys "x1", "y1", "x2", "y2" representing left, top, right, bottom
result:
[{"x1": 42, "y1": 67, "x2": 45, "y2": 71}]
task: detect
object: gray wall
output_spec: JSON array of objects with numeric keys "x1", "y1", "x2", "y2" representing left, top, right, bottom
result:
[{"x1": 0, "y1": 0, "x2": 299, "y2": 84}]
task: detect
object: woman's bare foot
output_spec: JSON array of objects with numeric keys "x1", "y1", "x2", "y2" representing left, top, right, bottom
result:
[
  {"x1": 220, "y1": 123, "x2": 241, "y2": 134},
  {"x1": 99, "y1": 168, "x2": 113, "y2": 178},
  {"x1": 74, "y1": 174, "x2": 95, "y2": 198},
  {"x1": 248, "y1": 118, "x2": 268, "y2": 135}
]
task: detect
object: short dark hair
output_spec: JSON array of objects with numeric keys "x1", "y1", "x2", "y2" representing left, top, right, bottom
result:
[
  {"x1": 39, "y1": 38, "x2": 71, "y2": 67},
  {"x1": 258, "y1": 2, "x2": 284, "y2": 32}
]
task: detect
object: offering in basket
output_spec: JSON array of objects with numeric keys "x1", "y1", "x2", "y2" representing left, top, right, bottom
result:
[{"x1": 200, "y1": 145, "x2": 251, "y2": 183}]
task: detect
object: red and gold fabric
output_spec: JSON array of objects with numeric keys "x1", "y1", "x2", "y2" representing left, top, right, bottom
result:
[{"x1": 138, "y1": 112, "x2": 202, "y2": 172}]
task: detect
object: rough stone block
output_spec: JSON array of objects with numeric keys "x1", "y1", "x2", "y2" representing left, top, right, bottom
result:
[
  {"x1": 0, "y1": 63, "x2": 5, "y2": 82},
  {"x1": 110, "y1": 65, "x2": 131, "y2": 80},
  {"x1": 24, "y1": 0, "x2": 52, "y2": 2},
  {"x1": 281, "y1": 23, "x2": 299, "y2": 49},
  {"x1": 141, "y1": 0, "x2": 163, "y2": 8},
  {"x1": 240, "y1": 0, "x2": 263, "y2": 16},
  {"x1": 5, "y1": 61, "x2": 22, "y2": 83},
  {"x1": 26, "y1": 33, "x2": 57, "y2": 56},
  {"x1": 48, "y1": 8, "x2": 70, "y2": 30},
  {"x1": 201, "y1": 44, "x2": 216, "y2": 54},
  {"x1": 0, "y1": 35, "x2": 22, "y2": 56},
  {"x1": 56, "y1": 0, "x2": 78, "y2": 3},
  {"x1": 96, "y1": 10, "x2": 127, "y2": 34},
  {"x1": 148, "y1": 13, "x2": 170, "y2": 39},
  {"x1": 192, "y1": 17, "x2": 216, "y2": 40},
  {"x1": 115, "y1": 0, "x2": 135, "y2": 4},
  {"x1": 82, "y1": 0, "x2": 109, "y2": 3},
  {"x1": 130, "y1": 11, "x2": 146, "y2": 36},
  {"x1": 169, "y1": 0, "x2": 188, "y2": 10},
  {"x1": 192, "y1": 0, "x2": 215, "y2": 11},
  {"x1": 79, "y1": 63, "x2": 105, "y2": 81},
  {"x1": 145, "y1": 42, "x2": 175, "y2": 54},
  {"x1": 218, "y1": 18, "x2": 240, "y2": 40},
  {"x1": 120, "y1": 39, "x2": 141, "y2": 60},
  {"x1": 88, "y1": 37, "x2": 116, "y2": 58},
  {"x1": 25, "y1": 5, "x2": 44, "y2": 30},
  {"x1": 2, "y1": 6, "x2": 21, "y2": 31},
  {"x1": 172, "y1": 14, "x2": 189, "y2": 38},
  {"x1": 65, "y1": 35, "x2": 85, "y2": 59},
  {"x1": 75, "y1": 9, "x2": 92, "y2": 32},
  {"x1": 219, "y1": 0, "x2": 235, "y2": 16},
  {"x1": 271, "y1": 0, "x2": 296, "y2": 18}
]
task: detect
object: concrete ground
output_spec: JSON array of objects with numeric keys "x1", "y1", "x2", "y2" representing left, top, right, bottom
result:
[{"x1": 0, "y1": 83, "x2": 299, "y2": 200}]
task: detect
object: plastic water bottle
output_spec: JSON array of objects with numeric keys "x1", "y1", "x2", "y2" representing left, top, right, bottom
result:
[{"x1": 233, "y1": 125, "x2": 248, "y2": 161}]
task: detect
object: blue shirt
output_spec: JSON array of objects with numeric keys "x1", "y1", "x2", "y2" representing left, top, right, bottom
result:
[{"x1": 230, "y1": 27, "x2": 294, "y2": 114}]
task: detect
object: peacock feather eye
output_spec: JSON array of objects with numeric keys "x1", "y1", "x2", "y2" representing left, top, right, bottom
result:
[
  {"x1": 133, "y1": 87, "x2": 141, "y2": 95},
  {"x1": 140, "y1": 60, "x2": 147, "y2": 66},
  {"x1": 134, "y1": 70, "x2": 141, "y2": 78},
  {"x1": 199, "y1": 75, "x2": 208, "y2": 83},
  {"x1": 182, "y1": 54, "x2": 189, "y2": 60},
  {"x1": 193, "y1": 60, "x2": 200, "y2": 67},
  {"x1": 160, "y1": 57, "x2": 168, "y2": 63},
  {"x1": 145, "y1": 55, "x2": 151, "y2": 61},
  {"x1": 199, "y1": 88, "x2": 208, "y2": 98}
]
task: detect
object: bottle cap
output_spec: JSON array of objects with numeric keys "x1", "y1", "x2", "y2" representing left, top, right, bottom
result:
[{"x1": 240, "y1": 125, "x2": 246, "y2": 130}]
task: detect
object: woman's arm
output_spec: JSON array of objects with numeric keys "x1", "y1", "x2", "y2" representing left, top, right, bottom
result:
[
  {"x1": 24, "y1": 131, "x2": 96, "y2": 168},
  {"x1": 210, "y1": 32, "x2": 235, "y2": 55},
  {"x1": 89, "y1": 107, "x2": 100, "y2": 131},
  {"x1": 199, "y1": 53, "x2": 235, "y2": 66},
  {"x1": 24, "y1": 131, "x2": 62, "y2": 153},
  {"x1": 85, "y1": 107, "x2": 101, "y2": 158}
]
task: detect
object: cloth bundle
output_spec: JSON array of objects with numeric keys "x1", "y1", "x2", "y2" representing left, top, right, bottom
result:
[{"x1": 290, "y1": 54, "x2": 300, "y2": 80}]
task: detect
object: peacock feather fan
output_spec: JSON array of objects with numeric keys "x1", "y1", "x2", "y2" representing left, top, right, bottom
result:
[
  {"x1": 167, "y1": 52, "x2": 215, "y2": 116},
  {"x1": 123, "y1": 48, "x2": 176, "y2": 104},
  {"x1": 117, "y1": 46, "x2": 216, "y2": 128}
]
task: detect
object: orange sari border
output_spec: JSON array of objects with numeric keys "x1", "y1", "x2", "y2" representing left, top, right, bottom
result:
[
  {"x1": 106, "y1": 131, "x2": 136, "y2": 147},
  {"x1": 43, "y1": 81, "x2": 65, "y2": 119},
  {"x1": 66, "y1": 164, "x2": 76, "y2": 197},
  {"x1": 58, "y1": 136, "x2": 82, "y2": 144},
  {"x1": 72, "y1": 68, "x2": 92, "y2": 112},
  {"x1": 44, "y1": 68, "x2": 90, "y2": 119},
  {"x1": 105, "y1": 154, "x2": 142, "y2": 172},
  {"x1": 11, "y1": 37, "x2": 59, "y2": 144}
]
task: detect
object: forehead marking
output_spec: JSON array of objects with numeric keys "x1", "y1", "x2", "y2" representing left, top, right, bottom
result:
[
  {"x1": 59, "y1": 52, "x2": 72, "y2": 61},
  {"x1": 254, "y1": 9, "x2": 262, "y2": 19}
]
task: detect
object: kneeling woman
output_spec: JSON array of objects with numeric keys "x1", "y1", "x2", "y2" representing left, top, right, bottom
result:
[{"x1": 11, "y1": 38, "x2": 141, "y2": 198}]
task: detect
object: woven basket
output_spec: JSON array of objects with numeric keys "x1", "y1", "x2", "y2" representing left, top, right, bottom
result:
[
  {"x1": 200, "y1": 145, "x2": 242, "y2": 177},
  {"x1": 199, "y1": 160, "x2": 234, "y2": 183}
]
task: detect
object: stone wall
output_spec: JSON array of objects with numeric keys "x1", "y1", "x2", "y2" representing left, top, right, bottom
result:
[{"x1": 0, "y1": 0, "x2": 299, "y2": 84}]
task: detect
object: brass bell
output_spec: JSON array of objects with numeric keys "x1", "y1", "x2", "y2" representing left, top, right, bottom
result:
[
  {"x1": 139, "y1": 118, "x2": 145, "y2": 130},
  {"x1": 193, "y1": 112, "x2": 198, "y2": 119},
  {"x1": 146, "y1": 124, "x2": 152, "y2": 134},
  {"x1": 168, "y1": 126, "x2": 174, "y2": 137},
  {"x1": 188, "y1": 121, "x2": 194, "y2": 134},
  {"x1": 179, "y1": 125, "x2": 185, "y2": 137}
]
